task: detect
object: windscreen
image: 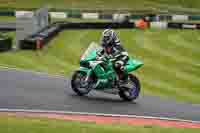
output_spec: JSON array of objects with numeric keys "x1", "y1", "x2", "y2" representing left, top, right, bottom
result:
[{"x1": 81, "y1": 42, "x2": 100, "y2": 60}]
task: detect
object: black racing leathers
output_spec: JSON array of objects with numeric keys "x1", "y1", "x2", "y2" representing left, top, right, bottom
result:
[{"x1": 97, "y1": 40, "x2": 129, "y2": 80}]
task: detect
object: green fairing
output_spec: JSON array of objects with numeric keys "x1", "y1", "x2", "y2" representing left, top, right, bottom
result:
[
  {"x1": 78, "y1": 67, "x2": 91, "y2": 74},
  {"x1": 125, "y1": 59, "x2": 144, "y2": 72},
  {"x1": 79, "y1": 48, "x2": 143, "y2": 89},
  {"x1": 81, "y1": 49, "x2": 143, "y2": 72}
]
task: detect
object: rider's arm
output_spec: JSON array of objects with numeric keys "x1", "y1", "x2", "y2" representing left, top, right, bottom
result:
[
  {"x1": 113, "y1": 32, "x2": 121, "y2": 46},
  {"x1": 113, "y1": 45, "x2": 129, "y2": 64},
  {"x1": 96, "y1": 48, "x2": 106, "y2": 60}
]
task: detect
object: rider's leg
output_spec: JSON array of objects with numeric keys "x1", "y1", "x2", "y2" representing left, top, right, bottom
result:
[{"x1": 114, "y1": 59, "x2": 128, "y2": 81}]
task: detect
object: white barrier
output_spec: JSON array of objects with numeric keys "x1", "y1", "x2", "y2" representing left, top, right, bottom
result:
[
  {"x1": 113, "y1": 13, "x2": 130, "y2": 22},
  {"x1": 15, "y1": 11, "x2": 34, "y2": 18},
  {"x1": 82, "y1": 13, "x2": 99, "y2": 19},
  {"x1": 50, "y1": 12, "x2": 67, "y2": 19},
  {"x1": 182, "y1": 24, "x2": 196, "y2": 29},
  {"x1": 172, "y1": 15, "x2": 189, "y2": 21},
  {"x1": 150, "y1": 22, "x2": 167, "y2": 29}
]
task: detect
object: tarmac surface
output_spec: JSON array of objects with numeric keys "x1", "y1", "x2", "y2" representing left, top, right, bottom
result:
[{"x1": 0, "y1": 68, "x2": 199, "y2": 121}]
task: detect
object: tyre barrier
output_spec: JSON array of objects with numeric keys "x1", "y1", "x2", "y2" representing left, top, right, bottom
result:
[
  {"x1": 99, "y1": 14, "x2": 113, "y2": 19},
  {"x1": 0, "y1": 11, "x2": 15, "y2": 16},
  {"x1": 19, "y1": 21, "x2": 200, "y2": 50},
  {"x1": 197, "y1": 24, "x2": 200, "y2": 29},
  {"x1": 0, "y1": 27, "x2": 16, "y2": 32},
  {"x1": 150, "y1": 22, "x2": 168, "y2": 29},
  {"x1": 60, "y1": 22, "x2": 135, "y2": 29},
  {"x1": 19, "y1": 22, "x2": 135, "y2": 50},
  {"x1": 20, "y1": 23, "x2": 61, "y2": 50},
  {"x1": 145, "y1": 22, "x2": 200, "y2": 29},
  {"x1": 167, "y1": 23, "x2": 183, "y2": 29},
  {"x1": 167, "y1": 22, "x2": 199, "y2": 29},
  {"x1": 0, "y1": 34, "x2": 12, "y2": 51},
  {"x1": 0, "y1": 22, "x2": 16, "y2": 32}
]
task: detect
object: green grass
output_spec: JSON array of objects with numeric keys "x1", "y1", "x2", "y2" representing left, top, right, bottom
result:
[
  {"x1": 0, "y1": 0, "x2": 200, "y2": 11},
  {"x1": 0, "y1": 29, "x2": 199, "y2": 104},
  {"x1": 1, "y1": 115, "x2": 200, "y2": 133},
  {"x1": 0, "y1": 16, "x2": 16, "y2": 22}
]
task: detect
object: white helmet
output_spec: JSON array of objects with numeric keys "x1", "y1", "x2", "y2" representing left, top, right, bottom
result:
[{"x1": 102, "y1": 29, "x2": 116, "y2": 45}]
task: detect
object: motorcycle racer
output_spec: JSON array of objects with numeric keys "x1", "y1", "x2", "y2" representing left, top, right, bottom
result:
[{"x1": 96, "y1": 29, "x2": 129, "y2": 85}]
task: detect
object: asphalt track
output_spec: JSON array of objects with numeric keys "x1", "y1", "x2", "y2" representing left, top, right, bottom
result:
[{"x1": 0, "y1": 68, "x2": 200, "y2": 122}]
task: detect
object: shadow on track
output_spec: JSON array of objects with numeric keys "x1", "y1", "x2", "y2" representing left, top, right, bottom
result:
[
  {"x1": 64, "y1": 83, "x2": 138, "y2": 104},
  {"x1": 67, "y1": 93, "x2": 137, "y2": 105}
]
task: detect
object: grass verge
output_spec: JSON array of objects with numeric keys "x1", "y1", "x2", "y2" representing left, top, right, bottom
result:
[
  {"x1": 0, "y1": 0, "x2": 200, "y2": 11},
  {"x1": 0, "y1": 16, "x2": 16, "y2": 22},
  {"x1": 1, "y1": 115, "x2": 200, "y2": 133}
]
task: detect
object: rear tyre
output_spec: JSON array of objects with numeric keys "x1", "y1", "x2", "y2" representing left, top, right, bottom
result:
[
  {"x1": 71, "y1": 71, "x2": 92, "y2": 96},
  {"x1": 118, "y1": 74, "x2": 141, "y2": 101}
]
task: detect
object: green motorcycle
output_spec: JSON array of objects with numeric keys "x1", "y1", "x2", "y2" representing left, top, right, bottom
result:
[{"x1": 71, "y1": 43, "x2": 144, "y2": 101}]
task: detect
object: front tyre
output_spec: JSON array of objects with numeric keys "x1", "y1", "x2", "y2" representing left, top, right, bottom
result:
[
  {"x1": 118, "y1": 74, "x2": 141, "y2": 101},
  {"x1": 71, "y1": 71, "x2": 92, "y2": 96}
]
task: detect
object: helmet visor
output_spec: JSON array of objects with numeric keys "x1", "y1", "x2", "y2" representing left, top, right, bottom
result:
[{"x1": 103, "y1": 35, "x2": 112, "y2": 44}]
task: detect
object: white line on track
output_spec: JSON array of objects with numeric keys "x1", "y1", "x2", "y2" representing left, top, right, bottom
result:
[{"x1": 0, "y1": 108, "x2": 200, "y2": 124}]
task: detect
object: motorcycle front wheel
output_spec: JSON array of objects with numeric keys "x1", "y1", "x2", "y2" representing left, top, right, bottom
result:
[
  {"x1": 118, "y1": 74, "x2": 141, "y2": 101},
  {"x1": 71, "y1": 71, "x2": 92, "y2": 96}
]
